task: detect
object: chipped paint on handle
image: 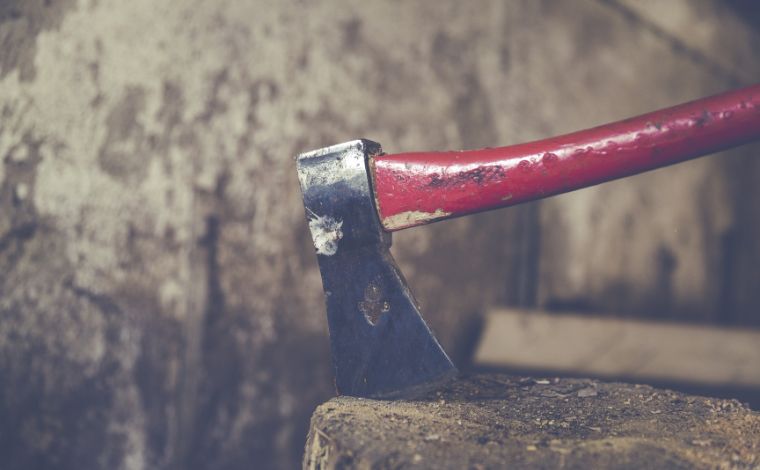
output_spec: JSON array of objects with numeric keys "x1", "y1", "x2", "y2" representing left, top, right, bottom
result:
[
  {"x1": 382, "y1": 209, "x2": 451, "y2": 231},
  {"x1": 371, "y1": 84, "x2": 760, "y2": 231}
]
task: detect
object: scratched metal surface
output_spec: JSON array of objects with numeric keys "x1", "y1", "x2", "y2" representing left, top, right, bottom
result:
[
  {"x1": 296, "y1": 140, "x2": 457, "y2": 398},
  {"x1": 0, "y1": 0, "x2": 758, "y2": 469}
]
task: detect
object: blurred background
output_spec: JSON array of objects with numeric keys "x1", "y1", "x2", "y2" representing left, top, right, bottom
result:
[{"x1": 1, "y1": 0, "x2": 759, "y2": 468}]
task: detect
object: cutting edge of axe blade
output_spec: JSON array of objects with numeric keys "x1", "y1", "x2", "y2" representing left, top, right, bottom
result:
[{"x1": 296, "y1": 139, "x2": 457, "y2": 399}]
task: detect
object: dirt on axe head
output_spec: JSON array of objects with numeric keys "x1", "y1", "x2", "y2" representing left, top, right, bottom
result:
[{"x1": 296, "y1": 139, "x2": 457, "y2": 399}]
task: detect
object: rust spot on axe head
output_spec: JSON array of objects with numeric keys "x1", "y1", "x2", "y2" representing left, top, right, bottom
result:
[
  {"x1": 358, "y1": 276, "x2": 391, "y2": 326},
  {"x1": 296, "y1": 140, "x2": 457, "y2": 398}
]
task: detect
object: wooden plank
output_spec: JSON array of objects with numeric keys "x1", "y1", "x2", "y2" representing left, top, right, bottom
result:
[{"x1": 475, "y1": 309, "x2": 760, "y2": 388}]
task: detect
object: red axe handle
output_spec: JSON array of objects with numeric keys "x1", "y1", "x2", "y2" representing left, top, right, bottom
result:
[{"x1": 371, "y1": 84, "x2": 760, "y2": 231}]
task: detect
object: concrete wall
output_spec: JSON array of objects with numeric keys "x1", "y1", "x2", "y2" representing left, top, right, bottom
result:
[{"x1": 0, "y1": 0, "x2": 757, "y2": 468}]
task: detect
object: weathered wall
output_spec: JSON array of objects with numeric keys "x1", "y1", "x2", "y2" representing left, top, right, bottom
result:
[
  {"x1": 0, "y1": 0, "x2": 757, "y2": 468},
  {"x1": 535, "y1": 0, "x2": 760, "y2": 324}
]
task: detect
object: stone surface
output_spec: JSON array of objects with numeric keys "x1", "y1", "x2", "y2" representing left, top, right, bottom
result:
[
  {"x1": 304, "y1": 374, "x2": 760, "y2": 469},
  {"x1": 1, "y1": 1, "x2": 759, "y2": 469}
]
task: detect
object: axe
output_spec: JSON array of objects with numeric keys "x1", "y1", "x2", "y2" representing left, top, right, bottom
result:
[{"x1": 296, "y1": 84, "x2": 760, "y2": 398}]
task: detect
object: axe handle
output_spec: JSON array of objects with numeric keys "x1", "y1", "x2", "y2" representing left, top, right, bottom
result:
[{"x1": 371, "y1": 83, "x2": 760, "y2": 231}]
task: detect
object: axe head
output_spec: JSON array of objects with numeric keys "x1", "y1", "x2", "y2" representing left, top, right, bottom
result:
[{"x1": 296, "y1": 139, "x2": 457, "y2": 398}]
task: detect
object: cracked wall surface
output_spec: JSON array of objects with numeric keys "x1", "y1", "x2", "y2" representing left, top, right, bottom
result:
[{"x1": 0, "y1": 0, "x2": 758, "y2": 468}]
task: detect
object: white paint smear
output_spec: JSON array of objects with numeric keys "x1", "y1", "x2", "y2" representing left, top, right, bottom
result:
[{"x1": 308, "y1": 214, "x2": 343, "y2": 256}]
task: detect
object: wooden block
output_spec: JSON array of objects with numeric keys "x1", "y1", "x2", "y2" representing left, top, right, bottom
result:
[
  {"x1": 475, "y1": 309, "x2": 760, "y2": 388},
  {"x1": 304, "y1": 374, "x2": 759, "y2": 469}
]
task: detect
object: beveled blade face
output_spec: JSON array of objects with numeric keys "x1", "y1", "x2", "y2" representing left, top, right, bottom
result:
[{"x1": 296, "y1": 140, "x2": 456, "y2": 398}]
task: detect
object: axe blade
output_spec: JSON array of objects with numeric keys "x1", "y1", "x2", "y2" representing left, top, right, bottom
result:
[{"x1": 296, "y1": 139, "x2": 456, "y2": 398}]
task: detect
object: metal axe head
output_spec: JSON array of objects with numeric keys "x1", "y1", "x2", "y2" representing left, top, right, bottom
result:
[{"x1": 296, "y1": 139, "x2": 457, "y2": 398}]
